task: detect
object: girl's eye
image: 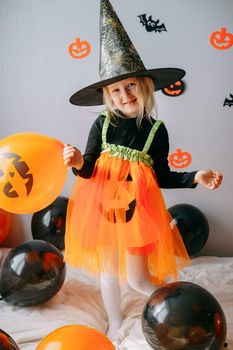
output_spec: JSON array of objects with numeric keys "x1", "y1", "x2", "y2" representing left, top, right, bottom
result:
[
  {"x1": 128, "y1": 83, "x2": 136, "y2": 89},
  {"x1": 112, "y1": 89, "x2": 120, "y2": 95}
]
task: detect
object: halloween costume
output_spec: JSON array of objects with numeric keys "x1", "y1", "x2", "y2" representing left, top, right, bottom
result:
[
  {"x1": 72, "y1": 113, "x2": 197, "y2": 188},
  {"x1": 65, "y1": 112, "x2": 193, "y2": 285}
]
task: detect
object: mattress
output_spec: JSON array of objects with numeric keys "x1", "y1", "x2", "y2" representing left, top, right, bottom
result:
[{"x1": 0, "y1": 248, "x2": 232, "y2": 350}]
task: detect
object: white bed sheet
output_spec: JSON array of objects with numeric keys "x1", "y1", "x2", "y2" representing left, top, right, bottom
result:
[{"x1": 0, "y1": 248, "x2": 233, "y2": 350}]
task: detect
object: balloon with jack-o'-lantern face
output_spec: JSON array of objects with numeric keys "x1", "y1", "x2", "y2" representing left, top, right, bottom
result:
[{"x1": 0, "y1": 133, "x2": 67, "y2": 214}]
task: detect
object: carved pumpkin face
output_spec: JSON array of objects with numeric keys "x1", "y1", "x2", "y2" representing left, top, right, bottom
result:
[
  {"x1": 99, "y1": 173, "x2": 136, "y2": 223},
  {"x1": 210, "y1": 27, "x2": 233, "y2": 50},
  {"x1": 169, "y1": 148, "x2": 192, "y2": 169},
  {"x1": 162, "y1": 80, "x2": 185, "y2": 97},
  {"x1": 68, "y1": 37, "x2": 91, "y2": 59},
  {"x1": 0, "y1": 152, "x2": 33, "y2": 198}
]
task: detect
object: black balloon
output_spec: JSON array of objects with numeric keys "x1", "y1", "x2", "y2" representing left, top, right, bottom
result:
[
  {"x1": 31, "y1": 196, "x2": 68, "y2": 250},
  {"x1": 0, "y1": 240, "x2": 66, "y2": 307},
  {"x1": 142, "y1": 282, "x2": 227, "y2": 350},
  {"x1": 0, "y1": 329, "x2": 19, "y2": 350},
  {"x1": 168, "y1": 203, "x2": 209, "y2": 256}
]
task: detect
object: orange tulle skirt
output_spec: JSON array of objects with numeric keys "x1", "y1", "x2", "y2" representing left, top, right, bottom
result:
[{"x1": 64, "y1": 152, "x2": 190, "y2": 285}]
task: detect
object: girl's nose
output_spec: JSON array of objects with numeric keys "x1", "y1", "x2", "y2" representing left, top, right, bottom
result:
[{"x1": 121, "y1": 87, "x2": 131, "y2": 100}]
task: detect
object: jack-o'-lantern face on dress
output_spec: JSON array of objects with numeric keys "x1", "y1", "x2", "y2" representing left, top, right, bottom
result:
[
  {"x1": 0, "y1": 153, "x2": 33, "y2": 198},
  {"x1": 99, "y1": 172, "x2": 136, "y2": 223}
]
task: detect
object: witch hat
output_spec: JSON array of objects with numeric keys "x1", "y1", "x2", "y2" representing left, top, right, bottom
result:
[{"x1": 70, "y1": 0, "x2": 185, "y2": 106}]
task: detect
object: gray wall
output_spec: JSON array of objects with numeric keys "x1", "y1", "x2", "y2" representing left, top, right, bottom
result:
[{"x1": 1, "y1": 0, "x2": 233, "y2": 255}]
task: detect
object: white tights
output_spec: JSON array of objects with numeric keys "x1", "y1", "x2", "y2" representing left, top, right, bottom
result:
[{"x1": 100, "y1": 252, "x2": 157, "y2": 340}]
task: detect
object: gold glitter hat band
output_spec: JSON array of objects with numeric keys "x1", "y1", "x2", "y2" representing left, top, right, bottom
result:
[{"x1": 70, "y1": 0, "x2": 185, "y2": 106}]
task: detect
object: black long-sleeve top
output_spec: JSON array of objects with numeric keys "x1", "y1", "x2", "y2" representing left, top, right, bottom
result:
[{"x1": 73, "y1": 114, "x2": 197, "y2": 189}]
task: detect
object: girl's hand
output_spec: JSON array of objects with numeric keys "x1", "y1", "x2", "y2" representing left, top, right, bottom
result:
[
  {"x1": 193, "y1": 170, "x2": 223, "y2": 190},
  {"x1": 63, "y1": 143, "x2": 84, "y2": 170}
]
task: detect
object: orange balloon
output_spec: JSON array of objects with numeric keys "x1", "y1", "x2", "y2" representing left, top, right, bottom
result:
[
  {"x1": 0, "y1": 133, "x2": 67, "y2": 214},
  {"x1": 36, "y1": 325, "x2": 115, "y2": 350}
]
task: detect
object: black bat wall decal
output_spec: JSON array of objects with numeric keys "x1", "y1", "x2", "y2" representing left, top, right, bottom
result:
[
  {"x1": 223, "y1": 94, "x2": 233, "y2": 107},
  {"x1": 138, "y1": 14, "x2": 167, "y2": 33}
]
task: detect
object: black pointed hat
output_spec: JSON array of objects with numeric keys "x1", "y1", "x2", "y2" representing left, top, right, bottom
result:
[{"x1": 70, "y1": 0, "x2": 185, "y2": 106}]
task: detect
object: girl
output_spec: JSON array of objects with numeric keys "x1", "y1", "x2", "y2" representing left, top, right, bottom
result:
[{"x1": 63, "y1": 75, "x2": 222, "y2": 340}]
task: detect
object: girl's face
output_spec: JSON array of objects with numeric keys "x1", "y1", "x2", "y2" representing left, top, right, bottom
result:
[{"x1": 107, "y1": 77, "x2": 140, "y2": 117}]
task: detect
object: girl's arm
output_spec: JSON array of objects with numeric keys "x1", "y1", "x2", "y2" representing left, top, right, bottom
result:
[
  {"x1": 65, "y1": 116, "x2": 103, "y2": 179},
  {"x1": 151, "y1": 123, "x2": 223, "y2": 189}
]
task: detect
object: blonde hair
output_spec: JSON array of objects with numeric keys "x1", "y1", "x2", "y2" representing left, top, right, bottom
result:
[{"x1": 103, "y1": 76, "x2": 157, "y2": 126}]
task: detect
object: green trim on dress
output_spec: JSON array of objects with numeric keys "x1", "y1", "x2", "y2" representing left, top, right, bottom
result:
[{"x1": 101, "y1": 112, "x2": 163, "y2": 168}]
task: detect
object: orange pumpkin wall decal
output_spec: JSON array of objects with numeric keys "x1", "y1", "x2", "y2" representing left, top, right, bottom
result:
[
  {"x1": 162, "y1": 80, "x2": 185, "y2": 97},
  {"x1": 210, "y1": 27, "x2": 233, "y2": 50},
  {"x1": 169, "y1": 148, "x2": 192, "y2": 169},
  {"x1": 68, "y1": 37, "x2": 91, "y2": 59}
]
